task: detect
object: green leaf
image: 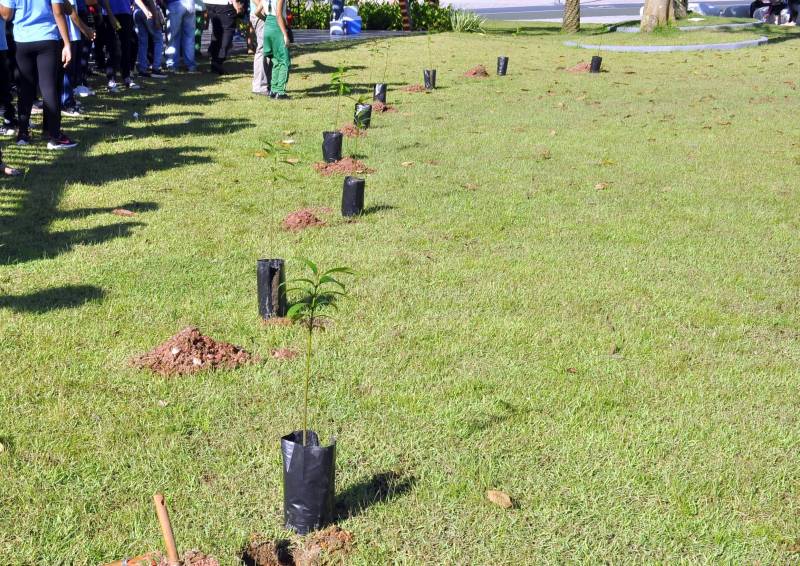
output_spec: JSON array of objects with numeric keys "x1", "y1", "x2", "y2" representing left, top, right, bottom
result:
[
  {"x1": 322, "y1": 267, "x2": 355, "y2": 276},
  {"x1": 286, "y1": 303, "x2": 309, "y2": 320},
  {"x1": 300, "y1": 258, "x2": 319, "y2": 275},
  {"x1": 318, "y1": 275, "x2": 346, "y2": 291}
]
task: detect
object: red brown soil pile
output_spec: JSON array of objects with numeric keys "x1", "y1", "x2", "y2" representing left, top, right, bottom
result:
[
  {"x1": 402, "y1": 84, "x2": 425, "y2": 93},
  {"x1": 242, "y1": 527, "x2": 353, "y2": 566},
  {"x1": 282, "y1": 209, "x2": 326, "y2": 232},
  {"x1": 271, "y1": 347, "x2": 299, "y2": 360},
  {"x1": 372, "y1": 101, "x2": 397, "y2": 113},
  {"x1": 339, "y1": 123, "x2": 366, "y2": 138},
  {"x1": 130, "y1": 326, "x2": 254, "y2": 376},
  {"x1": 112, "y1": 208, "x2": 136, "y2": 217},
  {"x1": 153, "y1": 550, "x2": 220, "y2": 566},
  {"x1": 567, "y1": 62, "x2": 591, "y2": 73},
  {"x1": 313, "y1": 158, "x2": 375, "y2": 177},
  {"x1": 464, "y1": 65, "x2": 490, "y2": 78}
]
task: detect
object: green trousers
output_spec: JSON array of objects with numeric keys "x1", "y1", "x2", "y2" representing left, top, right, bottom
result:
[{"x1": 263, "y1": 16, "x2": 290, "y2": 94}]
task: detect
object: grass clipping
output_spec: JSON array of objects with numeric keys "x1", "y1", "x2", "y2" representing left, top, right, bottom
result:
[{"x1": 130, "y1": 326, "x2": 255, "y2": 376}]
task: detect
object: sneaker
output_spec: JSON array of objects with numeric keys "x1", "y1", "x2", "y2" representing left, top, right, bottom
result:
[
  {"x1": 75, "y1": 85, "x2": 95, "y2": 97},
  {"x1": 62, "y1": 106, "x2": 82, "y2": 117},
  {"x1": 0, "y1": 125, "x2": 15, "y2": 136},
  {"x1": 125, "y1": 79, "x2": 141, "y2": 90},
  {"x1": 16, "y1": 132, "x2": 30, "y2": 146},
  {"x1": 137, "y1": 69, "x2": 152, "y2": 78},
  {"x1": 150, "y1": 69, "x2": 168, "y2": 79},
  {"x1": 31, "y1": 100, "x2": 43, "y2": 114},
  {"x1": 271, "y1": 92, "x2": 290, "y2": 100},
  {"x1": 47, "y1": 133, "x2": 78, "y2": 150},
  {"x1": 186, "y1": 67, "x2": 200, "y2": 74},
  {"x1": 108, "y1": 80, "x2": 120, "y2": 93}
]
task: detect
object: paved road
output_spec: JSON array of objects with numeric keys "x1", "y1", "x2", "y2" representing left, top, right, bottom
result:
[{"x1": 468, "y1": 1, "x2": 749, "y2": 21}]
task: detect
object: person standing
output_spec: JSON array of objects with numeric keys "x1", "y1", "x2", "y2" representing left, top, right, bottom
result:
[
  {"x1": 62, "y1": 0, "x2": 94, "y2": 115},
  {"x1": 249, "y1": 0, "x2": 268, "y2": 94},
  {"x1": 100, "y1": 0, "x2": 139, "y2": 90},
  {"x1": 0, "y1": 18, "x2": 16, "y2": 134},
  {"x1": 255, "y1": 0, "x2": 288, "y2": 99},
  {"x1": 133, "y1": 0, "x2": 165, "y2": 75},
  {"x1": 0, "y1": 0, "x2": 78, "y2": 148},
  {"x1": 164, "y1": 0, "x2": 194, "y2": 71},
  {"x1": 205, "y1": 0, "x2": 241, "y2": 74}
]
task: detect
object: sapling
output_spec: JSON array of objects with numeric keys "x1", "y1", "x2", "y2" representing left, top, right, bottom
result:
[
  {"x1": 260, "y1": 140, "x2": 298, "y2": 185},
  {"x1": 330, "y1": 65, "x2": 352, "y2": 132},
  {"x1": 282, "y1": 259, "x2": 354, "y2": 447}
]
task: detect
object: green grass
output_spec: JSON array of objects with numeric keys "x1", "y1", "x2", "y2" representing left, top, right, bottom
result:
[{"x1": 2, "y1": 26, "x2": 800, "y2": 564}]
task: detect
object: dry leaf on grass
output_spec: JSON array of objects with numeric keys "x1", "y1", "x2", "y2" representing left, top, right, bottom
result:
[
  {"x1": 112, "y1": 208, "x2": 136, "y2": 217},
  {"x1": 401, "y1": 161, "x2": 414, "y2": 167},
  {"x1": 487, "y1": 490, "x2": 513, "y2": 509},
  {"x1": 595, "y1": 182, "x2": 610, "y2": 190},
  {"x1": 284, "y1": 157, "x2": 300, "y2": 164}
]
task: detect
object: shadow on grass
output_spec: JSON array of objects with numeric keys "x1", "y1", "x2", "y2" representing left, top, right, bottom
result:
[
  {"x1": 362, "y1": 204, "x2": 396, "y2": 216},
  {"x1": 335, "y1": 470, "x2": 416, "y2": 520},
  {"x1": 0, "y1": 284, "x2": 105, "y2": 313}
]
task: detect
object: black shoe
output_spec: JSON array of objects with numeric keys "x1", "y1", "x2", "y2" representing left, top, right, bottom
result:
[
  {"x1": 211, "y1": 61, "x2": 224, "y2": 75},
  {"x1": 271, "y1": 92, "x2": 290, "y2": 100}
]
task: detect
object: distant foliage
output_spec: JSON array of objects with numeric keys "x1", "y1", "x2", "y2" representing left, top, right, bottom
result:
[
  {"x1": 450, "y1": 9, "x2": 486, "y2": 33},
  {"x1": 346, "y1": 0, "x2": 453, "y2": 31},
  {"x1": 290, "y1": 0, "x2": 332, "y2": 29}
]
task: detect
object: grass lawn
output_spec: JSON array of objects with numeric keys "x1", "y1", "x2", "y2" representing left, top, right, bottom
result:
[{"x1": 2, "y1": 21, "x2": 800, "y2": 565}]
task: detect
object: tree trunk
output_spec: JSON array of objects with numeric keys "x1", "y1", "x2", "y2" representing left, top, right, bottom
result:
[
  {"x1": 641, "y1": 0, "x2": 675, "y2": 31},
  {"x1": 398, "y1": 0, "x2": 412, "y2": 31},
  {"x1": 562, "y1": 0, "x2": 580, "y2": 33},
  {"x1": 674, "y1": 0, "x2": 688, "y2": 18}
]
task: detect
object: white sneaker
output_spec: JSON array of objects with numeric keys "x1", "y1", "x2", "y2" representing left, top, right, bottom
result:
[
  {"x1": 75, "y1": 85, "x2": 95, "y2": 97},
  {"x1": 125, "y1": 79, "x2": 141, "y2": 90},
  {"x1": 108, "y1": 80, "x2": 120, "y2": 93}
]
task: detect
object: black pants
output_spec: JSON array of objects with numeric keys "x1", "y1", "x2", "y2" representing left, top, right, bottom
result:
[
  {"x1": 98, "y1": 13, "x2": 134, "y2": 81},
  {"x1": 15, "y1": 40, "x2": 61, "y2": 139},
  {"x1": 0, "y1": 51, "x2": 15, "y2": 125},
  {"x1": 207, "y1": 3, "x2": 236, "y2": 64}
]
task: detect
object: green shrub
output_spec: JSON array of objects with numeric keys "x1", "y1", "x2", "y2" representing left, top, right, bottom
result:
[
  {"x1": 355, "y1": 1, "x2": 402, "y2": 30},
  {"x1": 450, "y1": 9, "x2": 485, "y2": 33},
  {"x1": 289, "y1": 0, "x2": 331, "y2": 29},
  {"x1": 347, "y1": 0, "x2": 452, "y2": 31},
  {"x1": 410, "y1": 1, "x2": 453, "y2": 32}
]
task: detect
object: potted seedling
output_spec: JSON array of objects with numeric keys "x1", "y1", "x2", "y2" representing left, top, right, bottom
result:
[
  {"x1": 279, "y1": 260, "x2": 354, "y2": 534},
  {"x1": 322, "y1": 65, "x2": 351, "y2": 163},
  {"x1": 423, "y1": 33, "x2": 436, "y2": 90},
  {"x1": 257, "y1": 258, "x2": 287, "y2": 319},
  {"x1": 259, "y1": 140, "x2": 298, "y2": 186},
  {"x1": 353, "y1": 93, "x2": 372, "y2": 131},
  {"x1": 497, "y1": 56, "x2": 509, "y2": 76},
  {"x1": 373, "y1": 43, "x2": 390, "y2": 104},
  {"x1": 341, "y1": 176, "x2": 365, "y2": 217}
]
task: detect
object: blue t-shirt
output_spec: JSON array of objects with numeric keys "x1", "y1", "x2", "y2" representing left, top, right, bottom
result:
[
  {"x1": 0, "y1": 0, "x2": 64, "y2": 42},
  {"x1": 107, "y1": 0, "x2": 130, "y2": 14},
  {"x1": 0, "y1": 25, "x2": 7, "y2": 50}
]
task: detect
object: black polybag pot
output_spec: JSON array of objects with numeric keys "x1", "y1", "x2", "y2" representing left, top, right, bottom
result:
[
  {"x1": 590, "y1": 56, "x2": 602, "y2": 73},
  {"x1": 423, "y1": 69, "x2": 437, "y2": 90},
  {"x1": 497, "y1": 56, "x2": 509, "y2": 76},
  {"x1": 354, "y1": 102, "x2": 372, "y2": 129},
  {"x1": 341, "y1": 176, "x2": 365, "y2": 217},
  {"x1": 373, "y1": 83, "x2": 387, "y2": 103},
  {"x1": 257, "y1": 258, "x2": 286, "y2": 319},
  {"x1": 282, "y1": 430, "x2": 336, "y2": 535},
  {"x1": 322, "y1": 131, "x2": 343, "y2": 163}
]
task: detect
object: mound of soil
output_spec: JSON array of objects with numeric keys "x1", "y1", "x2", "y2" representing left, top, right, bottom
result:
[
  {"x1": 339, "y1": 123, "x2": 366, "y2": 138},
  {"x1": 402, "y1": 84, "x2": 426, "y2": 93},
  {"x1": 282, "y1": 209, "x2": 326, "y2": 232},
  {"x1": 372, "y1": 102, "x2": 397, "y2": 113},
  {"x1": 130, "y1": 327, "x2": 254, "y2": 376},
  {"x1": 112, "y1": 208, "x2": 136, "y2": 217},
  {"x1": 567, "y1": 62, "x2": 591, "y2": 73},
  {"x1": 465, "y1": 65, "x2": 489, "y2": 78},
  {"x1": 180, "y1": 551, "x2": 221, "y2": 566},
  {"x1": 313, "y1": 158, "x2": 375, "y2": 176},
  {"x1": 242, "y1": 527, "x2": 353, "y2": 566}
]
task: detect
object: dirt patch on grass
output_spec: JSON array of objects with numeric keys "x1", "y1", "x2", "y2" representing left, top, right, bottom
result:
[
  {"x1": 262, "y1": 317, "x2": 294, "y2": 327},
  {"x1": 465, "y1": 65, "x2": 489, "y2": 78},
  {"x1": 372, "y1": 102, "x2": 397, "y2": 113},
  {"x1": 339, "y1": 124, "x2": 366, "y2": 138},
  {"x1": 313, "y1": 158, "x2": 375, "y2": 176},
  {"x1": 242, "y1": 527, "x2": 353, "y2": 566},
  {"x1": 271, "y1": 347, "x2": 299, "y2": 360},
  {"x1": 130, "y1": 327, "x2": 254, "y2": 376},
  {"x1": 180, "y1": 550, "x2": 221, "y2": 566},
  {"x1": 282, "y1": 209, "x2": 326, "y2": 232},
  {"x1": 567, "y1": 62, "x2": 591, "y2": 73},
  {"x1": 402, "y1": 84, "x2": 425, "y2": 93}
]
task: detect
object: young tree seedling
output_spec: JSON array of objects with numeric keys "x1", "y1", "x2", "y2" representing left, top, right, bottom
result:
[{"x1": 282, "y1": 259, "x2": 354, "y2": 447}]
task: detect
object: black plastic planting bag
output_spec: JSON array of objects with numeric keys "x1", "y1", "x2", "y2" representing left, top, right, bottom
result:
[
  {"x1": 497, "y1": 56, "x2": 509, "y2": 76},
  {"x1": 354, "y1": 102, "x2": 372, "y2": 129},
  {"x1": 341, "y1": 176, "x2": 365, "y2": 217},
  {"x1": 281, "y1": 430, "x2": 336, "y2": 535},
  {"x1": 373, "y1": 83, "x2": 387, "y2": 103},
  {"x1": 423, "y1": 69, "x2": 436, "y2": 90},
  {"x1": 257, "y1": 258, "x2": 286, "y2": 319},
  {"x1": 590, "y1": 56, "x2": 602, "y2": 73},
  {"x1": 322, "y1": 131, "x2": 343, "y2": 163}
]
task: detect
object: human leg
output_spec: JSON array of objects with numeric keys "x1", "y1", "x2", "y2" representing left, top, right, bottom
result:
[{"x1": 250, "y1": 13, "x2": 267, "y2": 93}]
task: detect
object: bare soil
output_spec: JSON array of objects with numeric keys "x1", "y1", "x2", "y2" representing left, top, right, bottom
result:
[
  {"x1": 372, "y1": 102, "x2": 397, "y2": 113},
  {"x1": 465, "y1": 65, "x2": 490, "y2": 78},
  {"x1": 130, "y1": 327, "x2": 254, "y2": 376},
  {"x1": 282, "y1": 209, "x2": 326, "y2": 232},
  {"x1": 271, "y1": 348, "x2": 299, "y2": 360},
  {"x1": 112, "y1": 208, "x2": 136, "y2": 217},
  {"x1": 313, "y1": 158, "x2": 375, "y2": 176},
  {"x1": 401, "y1": 84, "x2": 426, "y2": 93},
  {"x1": 242, "y1": 527, "x2": 353, "y2": 566},
  {"x1": 153, "y1": 550, "x2": 220, "y2": 566},
  {"x1": 339, "y1": 124, "x2": 366, "y2": 138},
  {"x1": 567, "y1": 62, "x2": 591, "y2": 73}
]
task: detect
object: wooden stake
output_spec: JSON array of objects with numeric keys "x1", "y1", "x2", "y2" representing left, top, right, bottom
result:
[{"x1": 153, "y1": 493, "x2": 180, "y2": 566}]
